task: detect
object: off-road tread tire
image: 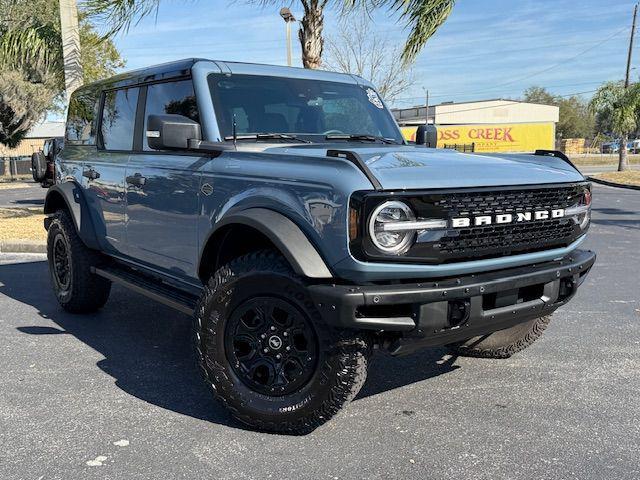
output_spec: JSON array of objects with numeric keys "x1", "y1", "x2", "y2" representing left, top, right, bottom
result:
[
  {"x1": 194, "y1": 250, "x2": 371, "y2": 435},
  {"x1": 31, "y1": 151, "x2": 46, "y2": 183},
  {"x1": 447, "y1": 315, "x2": 552, "y2": 359},
  {"x1": 47, "y1": 209, "x2": 111, "y2": 313}
]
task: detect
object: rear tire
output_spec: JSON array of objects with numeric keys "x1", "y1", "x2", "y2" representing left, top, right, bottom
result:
[
  {"x1": 194, "y1": 250, "x2": 370, "y2": 434},
  {"x1": 31, "y1": 151, "x2": 46, "y2": 183},
  {"x1": 447, "y1": 315, "x2": 552, "y2": 359},
  {"x1": 47, "y1": 210, "x2": 111, "y2": 313}
]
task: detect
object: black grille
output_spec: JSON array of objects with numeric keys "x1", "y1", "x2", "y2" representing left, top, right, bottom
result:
[
  {"x1": 352, "y1": 183, "x2": 588, "y2": 264},
  {"x1": 439, "y1": 219, "x2": 576, "y2": 255},
  {"x1": 435, "y1": 185, "x2": 584, "y2": 258},
  {"x1": 435, "y1": 185, "x2": 583, "y2": 214}
]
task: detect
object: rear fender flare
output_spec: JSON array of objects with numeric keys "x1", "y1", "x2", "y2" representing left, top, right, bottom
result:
[{"x1": 44, "y1": 182, "x2": 100, "y2": 250}]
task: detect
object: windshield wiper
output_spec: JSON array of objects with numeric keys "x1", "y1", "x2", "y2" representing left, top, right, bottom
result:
[
  {"x1": 223, "y1": 133, "x2": 311, "y2": 143},
  {"x1": 325, "y1": 134, "x2": 399, "y2": 144}
]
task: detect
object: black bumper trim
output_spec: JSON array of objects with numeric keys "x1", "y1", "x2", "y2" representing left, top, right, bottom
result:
[{"x1": 309, "y1": 249, "x2": 596, "y2": 349}]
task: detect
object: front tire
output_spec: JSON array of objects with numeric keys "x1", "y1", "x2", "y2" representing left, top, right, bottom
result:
[
  {"x1": 194, "y1": 251, "x2": 370, "y2": 434},
  {"x1": 47, "y1": 210, "x2": 111, "y2": 313},
  {"x1": 447, "y1": 315, "x2": 552, "y2": 359}
]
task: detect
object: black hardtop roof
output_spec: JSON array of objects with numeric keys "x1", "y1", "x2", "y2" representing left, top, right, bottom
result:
[
  {"x1": 76, "y1": 58, "x2": 204, "y2": 93},
  {"x1": 73, "y1": 58, "x2": 367, "y2": 97}
]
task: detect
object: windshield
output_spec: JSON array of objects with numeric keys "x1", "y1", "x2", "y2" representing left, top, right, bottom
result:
[{"x1": 208, "y1": 73, "x2": 404, "y2": 144}]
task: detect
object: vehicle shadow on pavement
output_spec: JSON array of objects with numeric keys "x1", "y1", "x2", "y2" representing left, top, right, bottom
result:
[{"x1": 1, "y1": 259, "x2": 461, "y2": 428}]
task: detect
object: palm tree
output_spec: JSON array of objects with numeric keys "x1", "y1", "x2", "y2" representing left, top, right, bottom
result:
[
  {"x1": 589, "y1": 81, "x2": 640, "y2": 172},
  {"x1": 84, "y1": 0, "x2": 455, "y2": 68},
  {"x1": 59, "y1": 0, "x2": 84, "y2": 99},
  {"x1": 0, "y1": 23, "x2": 63, "y2": 147},
  {"x1": 0, "y1": 0, "x2": 124, "y2": 147}
]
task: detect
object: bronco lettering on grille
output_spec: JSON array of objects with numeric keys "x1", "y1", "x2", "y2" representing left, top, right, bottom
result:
[{"x1": 451, "y1": 209, "x2": 565, "y2": 228}]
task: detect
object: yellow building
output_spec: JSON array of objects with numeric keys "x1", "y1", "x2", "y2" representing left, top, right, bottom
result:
[{"x1": 392, "y1": 99, "x2": 559, "y2": 153}]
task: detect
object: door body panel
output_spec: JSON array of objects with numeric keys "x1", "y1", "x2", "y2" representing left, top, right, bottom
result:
[
  {"x1": 125, "y1": 153, "x2": 203, "y2": 279},
  {"x1": 81, "y1": 152, "x2": 129, "y2": 255}
]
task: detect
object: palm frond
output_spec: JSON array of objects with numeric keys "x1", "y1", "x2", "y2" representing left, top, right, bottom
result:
[
  {"x1": 394, "y1": 0, "x2": 455, "y2": 65},
  {"x1": 0, "y1": 25, "x2": 62, "y2": 80},
  {"x1": 83, "y1": 0, "x2": 161, "y2": 36},
  {"x1": 589, "y1": 81, "x2": 640, "y2": 136}
]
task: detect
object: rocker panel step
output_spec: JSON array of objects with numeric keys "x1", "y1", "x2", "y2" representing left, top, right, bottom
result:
[{"x1": 92, "y1": 266, "x2": 198, "y2": 315}]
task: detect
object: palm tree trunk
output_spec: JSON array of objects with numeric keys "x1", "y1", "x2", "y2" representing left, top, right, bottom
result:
[
  {"x1": 59, "y1": 0, "x2": 83, "y2": 99},
  {"x1": 298, "y1": 0, "x2": 325, "y2": 69},
  {"x1": 619, "y1": 135, "x2": 629, "y2": 171}
]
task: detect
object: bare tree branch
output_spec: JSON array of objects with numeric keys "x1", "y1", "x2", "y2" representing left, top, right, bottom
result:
[{"x1": 323, "y1": 15, "x2": 415, "y2": 102}]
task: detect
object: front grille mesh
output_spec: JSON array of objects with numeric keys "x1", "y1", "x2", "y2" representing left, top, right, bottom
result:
[
  {"x1": 436, "y1": 185, "x2": 583, "y2": 213},
  {"x1": 433, "y1": 185, "x2": 584, "y2": 258}
]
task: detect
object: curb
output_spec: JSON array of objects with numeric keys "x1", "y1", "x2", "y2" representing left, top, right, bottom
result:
[
  {"x1": 0, "y1": 240, "x2": 46, "y2": 254},
  {"x1": 587, "y1": 176, "x2": 640, "y2": 191}
]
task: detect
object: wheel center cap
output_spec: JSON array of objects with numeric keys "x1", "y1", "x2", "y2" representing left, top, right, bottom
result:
[{"x1": 268, "y1": 335, "x2": 283, "y2": 350}]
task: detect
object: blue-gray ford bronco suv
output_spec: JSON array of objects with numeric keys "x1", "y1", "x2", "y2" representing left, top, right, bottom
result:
[{"x1": 45, "y1": 59, "x2": 596, "y2": 434}]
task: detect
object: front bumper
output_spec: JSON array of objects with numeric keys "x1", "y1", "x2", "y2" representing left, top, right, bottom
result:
[{"x1": 309, "y1": 249, "x2": 596, "y2": 354}]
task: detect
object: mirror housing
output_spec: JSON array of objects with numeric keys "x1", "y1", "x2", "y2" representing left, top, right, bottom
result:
[
  {"x1": 415, "y1": 124, "x2": 438, "y2": 147},
  {"x1": 147, "y1": 114, "x2": 202, "y2": 150}
]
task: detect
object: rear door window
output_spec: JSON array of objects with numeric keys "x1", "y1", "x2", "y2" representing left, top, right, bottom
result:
[
  {"x1": 143, "y1": 80, "x2": 199, "y2": 150},
  {"x1": 66, "y1": 89, "x2": 99, "y2": 145},
  {"x1": 101, "y1": 87, "x2": 139, "y2": 151}
]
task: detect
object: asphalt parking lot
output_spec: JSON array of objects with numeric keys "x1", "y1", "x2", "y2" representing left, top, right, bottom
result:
[
  {"x1": 0, "y1": 183, "x2": 45, "y2": 208},
  {"x1": 0, "y1": 184, "x2": 638, "y2": 480}
]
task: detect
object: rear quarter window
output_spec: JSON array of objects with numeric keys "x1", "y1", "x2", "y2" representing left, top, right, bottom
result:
[{"x1": 65, "y1": 88, "x2": 99, "y2": 145}]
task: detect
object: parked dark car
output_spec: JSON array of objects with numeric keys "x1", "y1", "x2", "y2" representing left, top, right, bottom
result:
[{"x1": 32, "y1": 137, "x2": 63, "y2": 187}]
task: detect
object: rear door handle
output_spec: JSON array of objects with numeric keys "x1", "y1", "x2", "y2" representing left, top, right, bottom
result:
[
  {"x1": 83, "y1": 167, "x2": 100, "y2": 180},
  {"x1": 126, "y1": 173, "x2": 147, "y2": 187}
]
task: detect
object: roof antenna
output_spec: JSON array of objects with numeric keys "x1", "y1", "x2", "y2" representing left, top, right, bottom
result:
[{"x1": 232, "y1": 113, "x2": 237, "y2": 150}]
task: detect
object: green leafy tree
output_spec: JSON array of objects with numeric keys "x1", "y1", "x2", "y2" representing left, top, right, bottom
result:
[
  {"x1": 0, "y1": 0, "x2": 124, "y2": 147},
  {"x1": 84, "y1": 0, "x2": 455, "y2": 69},
  {"x1": 589, "y1": 81, "x2": 640, "y2": 171},
  {"x1": 522, "y1": 86, "x2": 556, "y2": 106},
  {"x1": 523, "y1": 86, "x2": 594, "y2": 140}
]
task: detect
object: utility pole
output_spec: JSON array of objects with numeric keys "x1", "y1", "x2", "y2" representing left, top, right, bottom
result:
[
  {"x1": 59, "y1": 0, "x2": 83, "y2": 100},
  {"x1": 423, "y1": 88, "x2": 429, "y2": 125},
  {"x1": 280, "y1": 8, "x2": 296, "y2": 67},
  {"x1": 620, "y1": 2, "x2": 638, "y2": 171},
  {"x1": 625, "y1": 2, "x2": 638, "y2": 88}
]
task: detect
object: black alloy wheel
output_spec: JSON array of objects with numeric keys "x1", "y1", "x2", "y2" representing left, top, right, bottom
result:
[
  {"x1": 52, "y1": 233, "x2": 72, "y2": 292},
  {"x1": 46, "y1": 210, "x2": 111, "y2": 313},
  {"x1": 194, "y1": 250, "x2": 372, "y2": 434},
  {"x1": 225, "y1": 296, "x2": 318, "y2": 397}
]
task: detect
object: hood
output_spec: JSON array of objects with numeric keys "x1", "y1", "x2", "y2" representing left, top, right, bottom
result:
[{"x1": 266, "y1": 144, "x2": 585, "y2": 190}]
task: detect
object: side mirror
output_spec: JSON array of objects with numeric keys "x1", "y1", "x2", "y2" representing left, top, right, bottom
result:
[
  {"x1": 415, "y1": 124, "x2": 438, "y2": 147},
  {"x1": 146, "y1": 114, "x2": 202, "y2": 150}
]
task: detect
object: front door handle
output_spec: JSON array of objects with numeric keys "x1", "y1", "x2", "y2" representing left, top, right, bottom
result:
[
  {"x1": 83, "y1": 168, "x2": 100, "y2": 180},
  {"x1": 126, "y1": 173, "x2": 147, "y2": 187}
]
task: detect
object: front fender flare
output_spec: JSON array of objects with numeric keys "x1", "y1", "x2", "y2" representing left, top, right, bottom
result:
[
  {"x1": 207, "y1": 208, "x2": 333, "y2": 279},
  {"x1": 44, "y1": 183, "x2": 100, "y2": 250}
]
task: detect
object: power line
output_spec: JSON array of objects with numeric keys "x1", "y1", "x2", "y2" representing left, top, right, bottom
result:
[
  {"x1": 464, "y1": 24, "x2": 630, "y2": 95},
  {"x1": 391, "y1": 89, "x2": 600, "y2": 113},
  {"x1": 393, "y1": 81, "x2": 608, "y2": 103},
  {"x1": 393, "y1": 25, "x2": 631, "y2": 106}
]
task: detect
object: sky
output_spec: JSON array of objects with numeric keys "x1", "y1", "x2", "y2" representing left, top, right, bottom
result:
[{"x1": 106, "y1": 0, "x2": 640, "y2": 108}]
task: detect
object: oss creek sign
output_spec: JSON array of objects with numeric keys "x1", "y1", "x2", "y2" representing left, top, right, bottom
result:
[{"x1": 400, "y1": 122, "x2": 555, "y2": 153}]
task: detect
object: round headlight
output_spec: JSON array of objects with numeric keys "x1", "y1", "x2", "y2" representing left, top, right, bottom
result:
[{"x1": 368, "y1": 201, "x2": 416, "y2": 254}]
